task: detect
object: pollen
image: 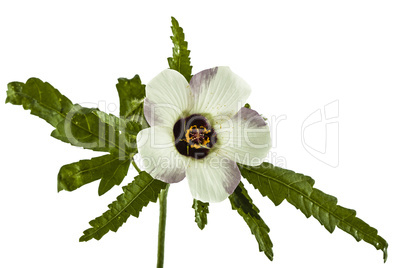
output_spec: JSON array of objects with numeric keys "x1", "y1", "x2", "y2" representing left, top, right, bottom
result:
[{"x1": 173, "y1": 114, "x2": 217, "y2": 159}]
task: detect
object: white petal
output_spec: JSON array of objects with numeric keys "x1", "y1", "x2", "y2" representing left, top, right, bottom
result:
[
  {"x1": 215, "y1": 107, "x2": 271, "y2": 166},
  {"x1": 144, "y1": 69, "x2": 192, "y2": 127},
  {"x1": 137, "y1": 126, "x2": 187, "y2": 183},
  {"x1": 189, "y1": 67, "x2": 251, "y2": 124},
  {"x1": 186, "y1": 153, "x2": 241, "y2": 203}
]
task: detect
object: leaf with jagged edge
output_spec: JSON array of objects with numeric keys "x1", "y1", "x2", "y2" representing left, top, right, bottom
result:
[
  {"x1": 229, "y1": 182, "x2": 273, "y2": 261},
  {"x1": 58, "y1": 154, "x2": 131, "y2": 196},
  {"x1": 93, "y1": 110, "x2": 142, "y2": 136},
  {"x1": 6, "y1": 78, "x2": 136, "y2": 156},
  {"x1": 192, "y1": 199, "x2": 209, "y2": 230},
  {"x1": 54, "y1": 107, "x2": 136, "y2": 193},
  {"x1": 79, "y1": 171, "x2": 167, "y2": 242},
  {"x1": 116, "y1": 75, "x2": 145, "y2": 117},
  {"x1": 168, "y1": 17, "x2": 192, "y2": 82},
  {"x1": 6, "y1": 78, "x2": 73, "y2": 127},
  {"x1": 51, "y1": 104, "x2": 134, "y2": 155},
  {"x1": 92, "y1": 110, "x2": 142, "y2": 152},
  {"x1": 6, "y1": 78, "x2": 136, "y2": 196},
  {"x1": 116, "y1": 75, "x2": 149, "y2": 128},
  {"x1": 238, "y1": 162, "x2": 388, "y2": 262}
]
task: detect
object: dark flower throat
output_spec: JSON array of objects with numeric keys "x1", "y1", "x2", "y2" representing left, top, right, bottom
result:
[{"x1": 173, "y1": 114, "x2": 217, "y2": 159}]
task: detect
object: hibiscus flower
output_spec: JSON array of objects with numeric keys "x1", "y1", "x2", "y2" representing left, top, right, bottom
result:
[{"x1": 137, "y1": 67, "x2": 271, "y2": 202}]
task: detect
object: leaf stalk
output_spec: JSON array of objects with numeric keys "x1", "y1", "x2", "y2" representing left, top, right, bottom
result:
[{"x1": 131, "y1": 160, "x2": 141, "y2": 173}]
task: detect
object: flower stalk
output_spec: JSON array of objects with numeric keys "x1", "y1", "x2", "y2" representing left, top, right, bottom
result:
[{"x1": 156, "y1": 184, "x2": 170, "y2": 268}]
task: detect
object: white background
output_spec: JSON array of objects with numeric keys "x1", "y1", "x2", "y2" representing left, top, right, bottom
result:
[{"x1": 1, "y1": 1, "x2": 401, "y2": 267}]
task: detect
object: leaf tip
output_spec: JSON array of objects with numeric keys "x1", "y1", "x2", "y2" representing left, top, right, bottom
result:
[
  {"x1": 265, "y1": 252, "x2": 274, "y2": 261},
  {"x1": 78, "y1": 235, "x2": 87, "y2": 242},
  {"x1": 197, "y1": 222, "x2": 206, "y2": 230},
  {"x1": 57, "y1": 178, "x2": 67, "y2": 192},
  {"x1": 171, "y1": 16, "x2": 178, "y2": 24},
  {"x1": 382, "y1": 242, "x2": 388, "y2": 263},
  {"x1": 97, "y1": 186, "x2": 107, "y2": 196},
  {"x1": 57, "y1": 185, "x2": 64, "y2": 193}
]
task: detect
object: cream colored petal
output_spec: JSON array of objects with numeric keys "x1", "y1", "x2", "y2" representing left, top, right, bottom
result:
[
  {"x1": 144, "y1": 69, "x2": 192, "y2": 127},
  {"x1": 189, "y1": 67, "x2": 251, "y2": 125},
  {"x1": 215, "y1": 107, "x2": 271, "y2": 166},
  {"x1": 137, "y1": 126, "x2": 187, "y2": 183},
  {"x1": 186, "y1": 153, "x2": 241, "y2": 203}
]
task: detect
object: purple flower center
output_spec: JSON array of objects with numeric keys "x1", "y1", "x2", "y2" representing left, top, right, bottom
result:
[{"x1": 173, "y1": 114, "x2": 217, "y2": 159}]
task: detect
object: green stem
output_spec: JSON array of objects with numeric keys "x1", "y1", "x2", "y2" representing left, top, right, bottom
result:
[
  {"x1": 156, "y1": 184, "x2": 170, "y2": 268},
  {"x1": 131, "y1": 159, "x2": 141, "y2": 173}
]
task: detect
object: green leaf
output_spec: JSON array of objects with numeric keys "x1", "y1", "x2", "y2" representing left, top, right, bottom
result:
[
  {"x1": 192, "y1": 199, "x2": 209, "y2": 230},
  {"x1": 93, "y1": 110, "x2": 142, "y2": 137},
  {"x1": 6, "y1": 78, "x2": 73, "y2": 128},
  {"x1": 6, "y1": 78, "x2": 137, "y2": 156},
  {"x1": 92, "y1": 110, "x2": 142, "y2": 152},
  {"x1": 58, "y1": 154, "x2": 131, "y2": 195},
  {"x1": 168, "y1": 17, "x2": 192, "y2": 82},
  {"x1": 229, "y1": 182, "x2": 274, "y2": 261},
  {"x1": 239, "y1": 162, "x2": 388, "y2": 262},
  {"x1": 79, "y1": 171, "x2": 167, "y2": 242},
  {"x1": 116, "y1": 75, "x2": 148, "y2": 128},
  {"x1": 51, "y1": 105, "x2": 134, "y2": 155}
]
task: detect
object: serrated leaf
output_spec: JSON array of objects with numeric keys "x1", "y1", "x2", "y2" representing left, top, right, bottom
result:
[
  {"x1": 93, "y1": 110, "x2": 142, "y2": 136},
  {"x1": 6, "y1": 78, "x2": 137, "y2": 156},
  {"x1": 79, "y1": 171, "x2": 167, "y2": 242},
  {"x1": 51, "y1": 104, "x2": 134, "y2": 155},
  {"x1": 58, "y1": 154, "x2": 131, "y2": 195},
  {"x1": 192, "y1": 199, "x2": 209, "y2": 230},
  {"x1": 239, "y1": 162, "x2": 388, "y2": 262},
  {"x1": 116, "y1": 75, "x2": 148, "y2": 128},
  {"x1": 92, "y1": 110, "x2": 142, "y2": 152},
  {"x1": 97, "y1": 157, "x2": 130, "y2": 196},
  {"x1": 168, "y1": 17, "x2": 192, "y2": 82},
  {"x1": 229, "y1": 182, "x2": 273, "y2": 261},
  {"x1": 6, "y1": 78, "x2": 73, "y2": 127},
  {"x1": 240, "y1": 163, "x2": 314, "y2": 207}
]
